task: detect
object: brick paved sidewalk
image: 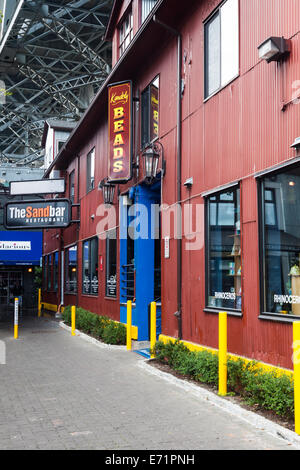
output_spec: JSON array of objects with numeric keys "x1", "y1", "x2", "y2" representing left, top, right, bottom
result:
[{"x1": 0, "y1": 317, "x2": 297, "y2": 450}]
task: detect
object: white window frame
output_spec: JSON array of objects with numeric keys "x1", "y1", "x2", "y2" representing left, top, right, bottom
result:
[{"x1": 204, "y1": 0, "x2": 239, "y2": 100}]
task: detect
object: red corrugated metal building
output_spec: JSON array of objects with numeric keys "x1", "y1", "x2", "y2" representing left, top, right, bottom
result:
[{"x1": 42, "y1": 0, "x2": 300, "y2": 370}]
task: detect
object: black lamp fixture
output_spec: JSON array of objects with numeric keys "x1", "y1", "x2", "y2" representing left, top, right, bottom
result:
[
  {"x1": 142, "y1": 141, "x2": 166, "y2": 183},
  {"x1": 98, "y1": 178, "x2": 116, "y2": 205},
  {"x1": 258, "y1": 36, "x2": 290, "y2": 63}
]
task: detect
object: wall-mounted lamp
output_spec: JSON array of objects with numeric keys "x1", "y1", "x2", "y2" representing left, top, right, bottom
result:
[
  {"x1": 184, "y1": 177, "x2": 193, "y2": 189},
  {"x1": 258, "y1": 36, "x2": 290, "y2": 63},
  {"x1": 142, "y1": 141, "x2": 166, "y2": 183},
  {"x1": 98, "y1": 178, "x2": 116, "y2": 205},
  {"x1": 291, "y1": 137, "x2": 300, "y2": 150}
]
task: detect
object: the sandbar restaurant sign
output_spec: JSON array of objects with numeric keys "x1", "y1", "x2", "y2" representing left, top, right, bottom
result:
[
  {"x1": 108, "y1": 80, "x2": 132, "y2": 183},
  {"x1": 4, "y1": 199, "x2": 71, "y2": 229}
]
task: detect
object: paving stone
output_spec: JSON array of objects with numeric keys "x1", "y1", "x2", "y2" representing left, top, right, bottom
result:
[{"x1": 0, "y1": 317, "x2": 298, "y2": 450}]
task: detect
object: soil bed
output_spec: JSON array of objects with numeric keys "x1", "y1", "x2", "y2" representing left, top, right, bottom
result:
[{"x1": 148, "y1": 358, "x2": 295, "y2": 433}]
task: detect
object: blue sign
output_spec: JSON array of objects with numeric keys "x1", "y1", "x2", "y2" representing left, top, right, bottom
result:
[{"x1": 0, "y1": 231, "x2": 42, "y2": 265}]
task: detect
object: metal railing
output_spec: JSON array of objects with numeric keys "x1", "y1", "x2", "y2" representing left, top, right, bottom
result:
[{"x1": 121, "y1": 264, "x2": 135, "y2": 301}]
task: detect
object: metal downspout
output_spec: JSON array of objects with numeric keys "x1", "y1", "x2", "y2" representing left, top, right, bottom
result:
[{"x1": 153, "y1": 16, "x2": 183, "y2": 339}]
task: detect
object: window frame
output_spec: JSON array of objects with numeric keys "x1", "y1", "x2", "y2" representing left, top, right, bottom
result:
[
  {"x1": 204, "y1": 183, "x2": 242, "y2": 316},
  {"x1": 69, "y1": 170, "x2": 75, "y2": 204},
  {"x1": 105, "y1": 229, "x2": 117, "y2": 298},
  {"x1": 258, "y1": 164, "x2": 300, "y2": 322},
  {"x1": 118, "y1": 7, "x2": 133, "y2": 57},
  {"x1": 53, "y1": 251, "x2": 59, "y2": 292},
  {"x1": 82, "y1": 237, "x2": 99, "y2": 296},
  {"x1": 65, "y1": 244, "x2": 78, "y2": 294},
  {"x1": 141, "y1": 0, "x2": 157, "y2": 24},
  {"x1": 86, "y1": 148, "x2": 95, "y2": 193},
  {"x1": 204, "y1": 0, "x2": 240, "y2": 101}
]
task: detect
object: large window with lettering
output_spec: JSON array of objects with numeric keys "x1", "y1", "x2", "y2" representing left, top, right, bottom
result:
[
  {"x1": 65, "y1": 245, "x2": 77, "y2": 293},
  {"x1": 260, "y1": 165, "x2": 300, "y2": 316},
  {"x1": 206, "y1": 186, "x2": 241, "y2": 311},
  {"x1": 106, "y1": 229, "x2": 117, "y2": 298},
  {"x1": 82, "y1": 237, "x2": 98, "y2": 295}
]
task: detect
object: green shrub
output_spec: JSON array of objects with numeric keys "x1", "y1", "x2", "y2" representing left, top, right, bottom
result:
[
  {"x1": 153, "y1": 340, "x2": 294, "y2": 420},
  {"x1": 62, "y1": 305, "x2": 71, "y2": 325},
  {"x1": 102, "y1": 321, "x2": 127, "y2": 345},
  {"x1": 62, "y1": 306, "x2": 126, "y2": 345}
]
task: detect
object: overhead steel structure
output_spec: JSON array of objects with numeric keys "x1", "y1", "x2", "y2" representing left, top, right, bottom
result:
[{"x1": 0, "y1": 0, "x2": 113, "y2": 167}]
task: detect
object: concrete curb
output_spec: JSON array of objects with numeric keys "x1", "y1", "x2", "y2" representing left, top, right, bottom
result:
[
  {"x1": 138, "y1": 360, "x2": 300, "y2": 449},
  {"x1": 58, "y1": 321, "x2": 126, "y2": 350},
  {"x1": 58, "y1": 320, "x2": 300, "y2": 448}
]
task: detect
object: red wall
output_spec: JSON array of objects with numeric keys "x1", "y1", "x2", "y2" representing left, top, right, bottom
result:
[{"x1": 43, "y1": 0, "x2": 300, "y2": 369}]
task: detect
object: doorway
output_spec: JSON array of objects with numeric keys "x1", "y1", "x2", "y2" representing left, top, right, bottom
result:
[{"x1": 120, "y1": 181, "x2": 161, "y2": 341}]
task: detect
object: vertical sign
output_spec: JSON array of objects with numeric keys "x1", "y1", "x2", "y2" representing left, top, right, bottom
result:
[
  {"x1": 108, "y1": 81, "x2": 132, "y2": 182},
  {"x1": 150, "y1": 83, "x2": 159, "y2": 142}
]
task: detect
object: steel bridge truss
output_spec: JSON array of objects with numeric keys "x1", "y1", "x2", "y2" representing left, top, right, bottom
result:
[{"x1": 0, "y1": 0, "x2": 112, "y2": 166}]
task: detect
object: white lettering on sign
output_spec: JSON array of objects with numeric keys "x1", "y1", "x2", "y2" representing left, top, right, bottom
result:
[
  {"x1": 215, "y1": 292, "x2": 236, "y2": 300},
  {"x1": 0, "y1": 241, "x2": 31, "y2": 250},
  {"x1": 274, "y1": 294, "x2": 300, "y2": 304}
]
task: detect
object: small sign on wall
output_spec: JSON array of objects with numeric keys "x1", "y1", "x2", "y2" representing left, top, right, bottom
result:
[{"x1": 164, "y1": 237, "x2": 170, "y2": 259}]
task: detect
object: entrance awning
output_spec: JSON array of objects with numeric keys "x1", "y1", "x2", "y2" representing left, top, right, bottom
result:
[{"x1": 0, "y1": 231, "x2": 42, "y2": 266}]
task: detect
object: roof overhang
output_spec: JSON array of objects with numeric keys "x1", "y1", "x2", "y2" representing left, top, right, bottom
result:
[{"x1": 44, "y1": 0, "x2": 198, "y2": 177}]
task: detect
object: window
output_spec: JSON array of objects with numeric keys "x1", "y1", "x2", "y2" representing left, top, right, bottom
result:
[
  {"x1": 65, "y1": 245, "x2": 77, "y2": 293},
  {"x1": 260, "y1": 166, "x2": 300, "y2": 317},
  {"x1": 119, "y1": 9, "x2": 133, "y2": 56},
  {"x1": 53, "y1": 252, "x2": 59, "y2": 292},
  {"x1": 206, "y1": 186, "x2": 241, "y2": 311},
  {"x1": 204, "y1": 0, "x2": 239, "y2": 98},
  {"x1": 141, "y1": 0, "x2": 157, "y2": 23},
  {"x1": 141, "y1": 76, "x2": 159, "y2": 148},
  {"x1": 57, "y1": 141, "x2": 65, "y2": 153},
  {"x1": 69, "y1": 170, "x2": 75, "y2": 204},
  {"x1": 106, "y1": 229, "x2": 117, "y2": 297},
  {"x1": 82, "y1": 237, "x2": 98, "y2": 295},
  {"x1": 87, "y1": 148, "x2": 95, "y2": 192}
]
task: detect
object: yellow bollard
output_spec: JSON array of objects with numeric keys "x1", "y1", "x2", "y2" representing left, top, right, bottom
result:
[
  {"x1": 126, "y1": 300, "x2": 132, "y2": 350},
  {"x1": 38, "y1": 288, "x2": 41, "y2": 317},
  {"x1": 150, "y1": 302, "x2": 156, "y2": 359},
  {"x1": 14, "y1": 297, "x2": 19, "y2": 339},
  {"x1": 293, "y1": 322, "x2": 300, "y2": 434},
  {"x1": 218, "y1": 311, "x2": 227, "y2": 396},
  {"x1": 71, "y1": 305, "x2": 76, "y2": 336}
]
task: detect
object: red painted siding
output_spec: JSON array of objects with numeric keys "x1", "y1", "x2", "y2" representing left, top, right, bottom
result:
[{"x1": 42, "y1": 0, "x2": 300, "y2": 369}]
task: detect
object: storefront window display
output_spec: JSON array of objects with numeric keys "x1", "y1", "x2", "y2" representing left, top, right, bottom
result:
[
  {"x1": 206, "y1": 186, "x2": 241, "y2": 311},
  {"x1": 65, "y1": 245, "x2": 77, "y2": 293},
  {"x1": 260, "y1": 165, "x2": 300, "y2": 316},
  {"x1": 82, "y1": 237, "x2": 98, "y2": 295}
]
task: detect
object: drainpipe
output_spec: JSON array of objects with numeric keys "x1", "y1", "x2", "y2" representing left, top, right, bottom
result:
[{"x1": 153, "y1": 16, "x2": 183, "y2": 339}]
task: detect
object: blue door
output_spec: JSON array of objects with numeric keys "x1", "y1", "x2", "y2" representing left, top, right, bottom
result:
[{"x1": 120, "y1": 181, "x2": 161, "y2": 341}]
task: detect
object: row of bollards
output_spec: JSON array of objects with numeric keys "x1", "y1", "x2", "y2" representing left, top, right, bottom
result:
[{"x1": 34, "y1": 293, "x2": 300, "y2": 435}]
